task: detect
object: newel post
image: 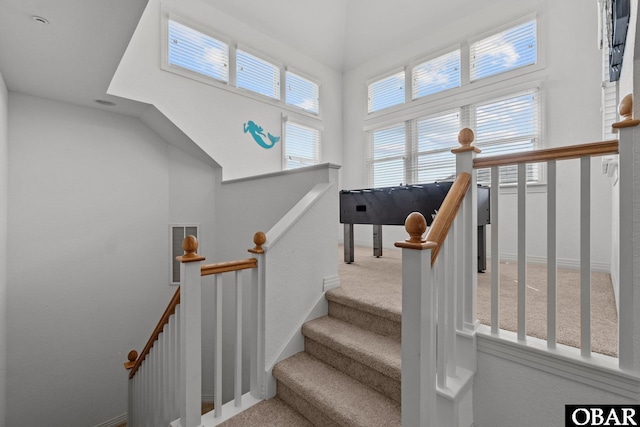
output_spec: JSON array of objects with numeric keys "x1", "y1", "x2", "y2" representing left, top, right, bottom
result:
[
  {"x1": 452, "y1": 128, "x2": 481, "y2": 332},
  {"x1": 177, "y1": 236, "x2": 205, "y2": 427},
  {"x1": 248, "y1": 231, "x2": 268, "y2": 399},
  {"x1": 612, "y1": 94, "x2": 640, "y2": 373},
  {"x1": 395, "y1": 213, "x2": 437, "y2": 427}
]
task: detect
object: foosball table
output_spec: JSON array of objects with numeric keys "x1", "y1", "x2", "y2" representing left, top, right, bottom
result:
[{"x1": 340, "y1": 181, "x2": 490, "y2": 271}]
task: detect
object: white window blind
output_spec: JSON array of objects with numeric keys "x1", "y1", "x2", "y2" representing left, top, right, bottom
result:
[
  {"x1": 285, "y1": 121, "x2": 321, "y2": 169},
  {"x1": 413, "y1": 110, "x2": 461, "y2": 183},
  {"x1": 470, "y1": 19, "x2": 537, "y2": 81},
  {"x1": 167, "y1": 19, "x2": 229, "y2": 83},
  {"x1": 367, "y1": 124, "x2": 406, "y2": 187},
  {"x1": 237, "y1": 49, "x2": 280, "y2": 99},
  {"x1": 286, "y1": 71, "x2": 320, "y2": 114},
  {"x1": 412, "y1": 50, "x2": 461, "y2": 100},
  {"x1": 368, "y1": 70, "x2": 405, "y2": 113},
  {"x1": 473, "y1": 89, "x2": 540, "y2": 183}
]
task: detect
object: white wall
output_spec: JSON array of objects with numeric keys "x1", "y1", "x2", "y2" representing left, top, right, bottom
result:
[
  {"x1": 0, "y1": 72, "x2": 8, "y2": 427},
  {"x1": 6, "y1": 94, "x2": 217, "y2": 426},
  {"x1": 473, "y1": 349, "x2": 637, "y2": 427},
  {"x1": 342, "y1": 0, "x2": 613, "y2": 268},
  {"x1": 109, "y1": 0, "x2": 343, "y2": 181}
]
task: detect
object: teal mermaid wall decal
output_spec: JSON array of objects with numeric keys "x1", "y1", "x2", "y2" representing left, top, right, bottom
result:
[{"x1": 243, "y1": 120, "x2": 280, "y2": 149}]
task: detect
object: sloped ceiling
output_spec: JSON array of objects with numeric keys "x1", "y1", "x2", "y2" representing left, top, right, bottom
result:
[{"x1": 0, "y1": 0, "x2": 492, "y2": 116}]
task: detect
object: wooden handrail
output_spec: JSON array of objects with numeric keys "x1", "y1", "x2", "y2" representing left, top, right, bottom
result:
[
  {"x1": 128, "y1": 286, "x2": 181, "y2": 378},
  {"x1": 425, "y1": 172, "x2": 471, "y2": 265},
  {"x1": 201, "y1": 258, "x2": 257, "y2": 276},
  {"x1": 473, "y1": 140, "x2": 619, "y2": 169}
]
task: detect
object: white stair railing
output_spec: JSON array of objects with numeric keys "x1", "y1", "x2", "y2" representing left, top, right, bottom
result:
[{"x1": 125, "y1": 234, "x2": 266, "y2": 427}]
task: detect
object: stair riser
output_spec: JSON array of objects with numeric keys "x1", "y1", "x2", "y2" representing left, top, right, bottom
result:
[
  {"x1": 277, "y1": 382, "x2": 341, "y2": 427},
  {"x1": 328, "y1": 301, "x2": 401, "y2": 341},
  {"x1": 304, "y1": 337, "x2": 401, "y2": 403}
]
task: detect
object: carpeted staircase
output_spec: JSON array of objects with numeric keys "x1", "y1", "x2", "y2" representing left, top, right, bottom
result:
[{"x1": 220, "y1": 284, "x2": 402, "y2": 427}]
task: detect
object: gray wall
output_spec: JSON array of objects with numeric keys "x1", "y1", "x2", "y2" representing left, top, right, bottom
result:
[
  {"x1": 6, "y1": 93, "x2": 216, "y2": 426},
  {"x1": 0, "y1": 71, "x2": 8, "y2": 427}
]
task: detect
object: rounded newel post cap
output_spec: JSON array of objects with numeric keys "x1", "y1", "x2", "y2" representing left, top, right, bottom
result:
[
  {"x1": 612, "y1": 93, "x2": 640, "y2": 130},
  {"x1": 182, "y1": 235, "x2": 199, "y2": 258},
  {"x1": 405, "y1": 212, "x2": 427, "y2": 244},
  {"x1": 619, "y1": 94, "x2": 633, "y2": 121},
  {"x1": 249, "y1": 231, "x2": 266, "y2": 254},
  {"x1": 128, "y1": 350, "x2": 138, "y2": 363},
  {"x1": 452, "y1": 128, "x2": 481, "y2": 154}
]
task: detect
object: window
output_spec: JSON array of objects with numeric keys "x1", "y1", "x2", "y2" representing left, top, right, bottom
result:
[
  {"x1": 470, "y1": 20, "x2": 537, "y2": 81},
  {"x1": 473, "y1": 89, "x2": 541, "y2": 183},
  {"x1": 284, "y1": 120, "x2": 321, "y2": 169},
  {"x1": 412, "y1": 50, "x2": 461, "y2": 100},
  {"x1": 167, "y1": 19, "x2": 229, "y2": 83},
  {"x1": 368, "y1": 70, "x2": 406, "y2": 113},
  {"x1": 366, "y1": 89, "x2": 541, "y2": 186},
  {"x1": 286, "y1": 71, "x2": 320, "y2": 114},
  {"x1": 367, "y1": 124, "x2": 406, "y2": 187},
  {"x1": 414, "y1": 111, "x2": 461, "y2": 183},
  {"x1": 163, "y1": 14, "x2": 321, "y2": 114},
  {"x1": 236, "y1": 49, "x2": 280, "y2": 99}
]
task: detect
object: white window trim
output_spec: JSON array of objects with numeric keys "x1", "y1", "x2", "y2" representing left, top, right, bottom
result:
[
  {"x1": 162, "y1": 11, "x2": 232, "y2": 85},
  {"x1": 235, "y1": 43, "x2": 283, "y2": 100},
  {"x1": 160, "y1": 7, "x2": 322, "y2": 120},
  {"x1": 285, "y1": 66, "x2": 322, "y2": 116},
  {"x1": 467, "y1": 11, "x2": 543, "y2": 83}
]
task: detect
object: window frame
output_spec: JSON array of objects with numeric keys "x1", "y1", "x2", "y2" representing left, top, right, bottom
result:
[
  {"x1": 285, "y1": 67, "x2": 321, "y2": 115},
  {"x1": 235, "y1": 45, "x2": 282, "y2": 100},
  {"x1": 283, "y1": 116, "x2": 323, "y2": 170}
]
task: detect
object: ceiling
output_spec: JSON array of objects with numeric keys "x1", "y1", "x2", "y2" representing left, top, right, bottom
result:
[{"x1": 0, "y1": 0, "x2": 490, "y2": 117}]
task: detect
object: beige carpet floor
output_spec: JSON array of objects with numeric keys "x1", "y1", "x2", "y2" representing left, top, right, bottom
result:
[{"x1": 338, "y1": 245, "x2": 618, "y2": 357}]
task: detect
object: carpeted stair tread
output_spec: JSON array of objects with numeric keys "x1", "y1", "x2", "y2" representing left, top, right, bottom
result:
[
  {"x1": 217, "y1": 397, "x2": 314, "y2": 427},
  {"x1": 326, "y1": 286, "x2": 401, "y2": 324},
  {"x1": 302, "y1": 315, "x2": 400, "y2": 381},
  {"x1": 273, "y1": 352, "x2": 401, "y2": 427}
]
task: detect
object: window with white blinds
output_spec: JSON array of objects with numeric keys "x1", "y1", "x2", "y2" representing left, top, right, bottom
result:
[
  {"x1": 163, "y1": 16, "x2": 321, "y2": 113},
  {"x1": 167, "y1": 19, "x2": 229, "y2": 83},
  {"x1": 286, "y1": 71, "x2": 320, "y2": 114},
  {"x1": 368, "y1": 70, "x2": 406, "y2": 113},
  {"x1": 470, "y1": 20, "x2": 537, "y2": 81},
  {"x1": 284, "y1": 120, "x2": 321, "y2": 169},
  {"x1": 414, "y1": 111, "x2": 461, "y2": 183},
  {"x1": 236, "y1": 49, "x2": 280, "y2": 99},
  {"x1": 367, "y1": 124, "x2": 406, "y2": 187},
  {"x1": 473, "y1": 89, "x2": 541, "y2": 183},
  {"x1": 366, "y1": 89, "x2": 541, "y2": 186},
  {"x1": 412, "y1": 50, "x2": 461, "y2": 100}
]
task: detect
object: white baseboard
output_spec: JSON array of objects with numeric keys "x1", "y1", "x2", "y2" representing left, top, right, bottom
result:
[
  {"x1": 93, "y1": 413, "x2": 127, "y2": 427},
  {"x1": 323, "y1": 275, "x2": 340, "y2": 292}
]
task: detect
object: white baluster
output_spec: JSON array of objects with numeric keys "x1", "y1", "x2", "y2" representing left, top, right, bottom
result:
[
  {"x1": 249, "y1": 232, "x2": 267, "y2": 399},
  {"x1": 517, "y1": 163, "x2": 527, "y2": 341},
  {"x1": 580, "y1": 157, "x2": 591, "y2": 357},
  {"x1": 490, "y1": 166, "x2": 500, "y2": 335},
  {"x1": 547, "y1": 160, "x2": 557, "y2": 348},
  {"x1": 436, "y1": 251, "x2": 446, "y2": 389},
  {"x1": 214, "y1": 273, "x2": 223, "y2": 418},
  {"x1": 235, "y1": 270, "x2": 243, "y2": 406},
  {"x1": 445, "y1": 226, "x2": 457, "y2": 378}
]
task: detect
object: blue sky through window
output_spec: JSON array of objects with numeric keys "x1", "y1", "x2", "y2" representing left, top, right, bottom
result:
[
  {"x1": 168, "y1": 20, "x2": 229, "y2": 83},
  {"x1": 368, "y1": 71, "x2": 405, "y2": 113},
  {"x1": 286, "y1": 72, "x2": 319, "y2": 114},
  {"x1": 471, "y1": 20, "x2": 537, "y2": 81},
  {"x1": 413, "y1": 50, "x2": 461, "y2": 99}
]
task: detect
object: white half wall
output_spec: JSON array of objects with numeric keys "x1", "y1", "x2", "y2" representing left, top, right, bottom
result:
[
  {"x1": 6, "y1": 94, "x2": 217, "y2": 427},
  {"x1": 0, "y1": 71, "x2": 8, "y2": 427}
]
